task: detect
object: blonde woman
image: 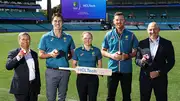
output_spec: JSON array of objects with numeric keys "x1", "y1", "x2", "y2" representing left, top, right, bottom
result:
[{"x1": 72, "y1": 31, "x2": 102, "y2": 101}]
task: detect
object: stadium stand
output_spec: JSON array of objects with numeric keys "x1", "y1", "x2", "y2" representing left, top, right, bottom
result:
[
  {"x1": 38, "y1": 23, "x2": 52, "y2": 31},
  {"x1": 17, "y1": 24, "x2": 45, "y2": 31},
  {"x1": 0, "y1": 11, "x2": 12, "y2": 18},
  {"x1": 63, "y1": 22, "x2": 103, "y2": 31},
  {"x1": 125, "y1": 25, "x2": 138, "y2": 30},
  {"x1": 171, "y1": 24, "x2": 180, "y2": 30},
  {"x1": 1, "y1": 0, "x2": 180, "y2": 32},
  {"x1": 9, "y1": 12, "x2": 35, "y2": 19},
  {"x1": 0, "y1": 24, "x2": 25, "y2": 32},
  {"x1": 0, "y1": 0, "x2": 49, "y2": 32},
  {"x1": 138, "y1": 25, "x2": 147, "y2": 30},
  {"x1": 107, "y1": 1, "x2": 180, "y2": 30}
]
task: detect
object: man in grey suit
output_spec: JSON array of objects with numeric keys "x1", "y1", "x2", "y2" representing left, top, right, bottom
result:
[
  {"x1": 6, "y1": 32, "x2": 41, "y2": 101},
  {"x1": 135, "y1": 22, "x2": 175, "y2": 101}
]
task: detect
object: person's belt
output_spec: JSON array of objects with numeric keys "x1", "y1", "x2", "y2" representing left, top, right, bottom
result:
[
  {"x1": 47, "y1": 67, "x2": 59, "y2": 70},
  {"x1": 47, "y1": 67, "x2": 71, "y2": 72}
]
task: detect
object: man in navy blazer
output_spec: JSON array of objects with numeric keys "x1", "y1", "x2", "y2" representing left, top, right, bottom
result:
[
  {"x1": 135, "y1": 22, "x2": 175, "y2": 101},
  {"x1": 6, "y1": 32, "x2": 41, "y2": 101}
]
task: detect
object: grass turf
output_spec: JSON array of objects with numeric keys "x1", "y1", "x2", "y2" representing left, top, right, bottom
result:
[{"x1": 0, "y1": 30, "x2": 180, "y2": 101}]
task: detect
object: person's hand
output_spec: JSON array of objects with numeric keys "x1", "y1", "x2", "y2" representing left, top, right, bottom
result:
[
  {"x1": 17, "y1": 49, "x2": 26, "y2": 58},
  {"x1": 75, "y1": 69, "x2": 81, "y2": 75},
  {"x1": 150, "y1": 71, "x2": 159, "y2": 79},
  {"x1": 141, "y1": 54, "x2": 149, "y2": 64},
  {"x1": 110, "y1": 52, "x2": 122, "y2": 61},
  {"x1": 99, "y1": 75, "x2": 103, "y2": 77},
  {"x1": 121, "y1": 53, "x2": 129, "y2": 60},
  {"x1": 49, "y1": 49, "x2": 59, "y2": 58},
  {"x1": 110, "y1": 52, "x2": 129, "y2": 61}
]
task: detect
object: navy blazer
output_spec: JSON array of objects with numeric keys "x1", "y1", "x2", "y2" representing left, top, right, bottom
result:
[
  {"x1": 6, "y1": 48, "x2": 41, "y2": 94},
  {"x1": 135, "y1": 37, "x2": 175, "y2": 77}
]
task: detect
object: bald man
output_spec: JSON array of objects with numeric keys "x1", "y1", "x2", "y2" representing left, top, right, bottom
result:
[{"x1": 135, "y1": 22, "x2": 175, "y2": 101}]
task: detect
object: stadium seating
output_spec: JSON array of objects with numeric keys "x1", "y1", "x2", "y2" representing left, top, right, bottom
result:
[
  {"x1": 1, "y1": 1, "x2": 180, "y2": 32},
  {"x1": 9, "y1": 12, "x2": 34, "y2": 18},
  {"x1": 138, "y1": 25, "x2": 147, "y2": 30},
  {"x1": 0, "y1": 24, "x2": 52, "y2": 32},
  {"x1": 107, "y1": 7, "x2": 180, "y2": 30},
  {"x1": 171, "y1": 25, "x2": 180, "y2": 30},
  {"x1": 7, "y1": 11, "x2": 46, "y2": 20},
  {"x1": 33, "y1": 12, "x2": 47, "y2": 20},
  {"x1": 62, "y1": 22, "x2": 103, "y2": 31},
  {"x1": 107, "y1": 8, "x2": 180, "y2": 23},
  {"x1": 0, "y1": 11, "x2": 12, "y2": 18},
  {"x1": 38, "y1": 23, "x2": 52, "y2": 31},
  {"x1": 89, "y1": 24, "x2": 103, "y2": 30},
  {"x1": 125, "y1": 25, "x2": 138, "y2": 30},
  {"x1": 0, "y1": 23, "x2": 104, "y2": 32},
  {"x1": 17, "y1": 24, "x2": 45, "y2": 31},
  {"x1": 0, "y1": 24, "x2": 25, "y2": 32},
  {"x1": 0, "y1": 11, "x2": 46, "y2": 20},
  {"x1": 158, "y1": 24, "x2": 171, "y2": 30}
]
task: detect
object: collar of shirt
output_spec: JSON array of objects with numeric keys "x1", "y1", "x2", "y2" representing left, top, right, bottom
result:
[
  {"x1": 50, "y1": 30, "x2": 65, "y2": 38},
  {"x1": 114, "y1": 27, "x2": 125, "y2": 35},
  {"x1": 24, "y1": 50, "x2": 32, "y2": 59},
  {"x1": 81, "y1": 45, "x2": 94, "y2": 51},
  {"x1": 113, "y1": 28, "x2": 126, "y2": 39},
  {"x1": 21, "y1": 48, "x2": 31, "y2": 54},
  {"x1": 149, "y1": 36, "x2": 160, "y2": 44},
  {"x1": 27, "y1": 49, "x2": 31, "y2": 54}
]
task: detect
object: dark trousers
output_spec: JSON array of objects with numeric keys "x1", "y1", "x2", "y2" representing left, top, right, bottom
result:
[
  {"x1": 76, "y1": 74, "x2": 99, "y2": 101},
  {"x1": 140, "y1": 75, "x2": 168, "y2": 101},
  {"x1": 107, "y1": 73, "x2": 132, "y2": 101},
  {"x1": 14, "y1": 82, "x2": 38, "y2": 101}
]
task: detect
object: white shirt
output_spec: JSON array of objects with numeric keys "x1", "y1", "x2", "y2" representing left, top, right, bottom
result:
[
  {"x1": 149, "y1": 37, "x2": 160, "y2": 60},
  {"x1": 16, "y1": 50, "x2": 36, "y2": 81}
]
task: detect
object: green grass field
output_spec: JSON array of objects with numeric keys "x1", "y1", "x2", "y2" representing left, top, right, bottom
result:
[{"x1": 0, "y1": 30, "x2": 180, "y2": 101}]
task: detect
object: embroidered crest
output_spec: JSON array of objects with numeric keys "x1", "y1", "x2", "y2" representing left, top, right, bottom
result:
[
  {"x1": 63, "y1": 37, "x2": 66, "y2": 42},
  {"x1": 92, "y1": 52, "x2": 95, "y2": 56},
  {"x1": 91, "y1": 47, "x2": 93, "y2": 50}
]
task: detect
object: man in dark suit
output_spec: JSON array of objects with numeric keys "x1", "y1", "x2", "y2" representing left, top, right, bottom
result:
[
  {"x1": 135, "y1": 22, "x2": 175, "y2": 101},
  {"x1": 6, "y1": 32, "x2": 41, "y2": 101}
]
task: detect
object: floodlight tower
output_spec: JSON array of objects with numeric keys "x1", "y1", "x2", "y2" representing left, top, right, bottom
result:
[{"x1": 47, "y1": 0, "x2": 52, "y2": 22}]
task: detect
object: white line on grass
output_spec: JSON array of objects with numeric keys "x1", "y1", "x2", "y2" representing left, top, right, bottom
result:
[
  {"x1": 0, "y1": 32, "x2": 46, "y2": 36},
  {"x1": 0, "y1": 87, "x2": 9, "y2": 91},
  {"x1": 0, "y1": 33, "x2": 19, "y2": 36}
]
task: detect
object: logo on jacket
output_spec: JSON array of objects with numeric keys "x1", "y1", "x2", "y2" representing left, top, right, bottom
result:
[{"x1": 125, "y1": 35, "x2": 128, "y2": 40}]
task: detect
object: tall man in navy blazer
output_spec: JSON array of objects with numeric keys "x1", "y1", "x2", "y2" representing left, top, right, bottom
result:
[
  {"x1": 135, "y1": 22, "x2": 175, "y2": 101},
  {"x1": 6, "y1": 32, "x2": 41, "y2": 101}
]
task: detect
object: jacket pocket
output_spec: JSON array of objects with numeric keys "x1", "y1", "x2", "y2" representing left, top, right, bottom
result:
[{"x1": 11, "y1": 78, "x2": 19, "y2": 90}]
